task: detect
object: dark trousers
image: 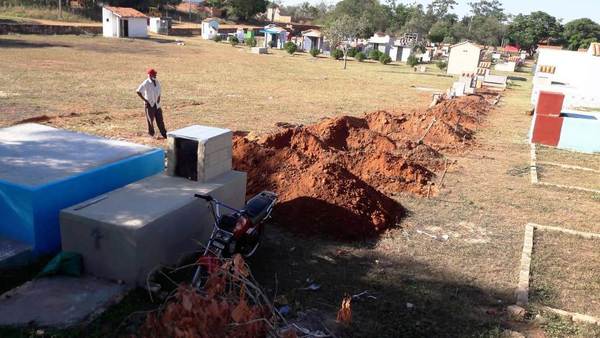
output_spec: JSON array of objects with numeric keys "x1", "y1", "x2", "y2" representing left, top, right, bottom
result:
[{"x1": 145, "y1": 104, "x2": 167, "y2": 138}]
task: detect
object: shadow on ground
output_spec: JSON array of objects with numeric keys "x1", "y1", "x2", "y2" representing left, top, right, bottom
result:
[
  {"x1": 0, "y1": 38, "x2": 71, "y2": 49},
  {"x1": 0, "y1": 219, "x2": 506, "y2": 338},
  {"x1": 249, "y1": 225, "x2": 509, "y2": 337}
]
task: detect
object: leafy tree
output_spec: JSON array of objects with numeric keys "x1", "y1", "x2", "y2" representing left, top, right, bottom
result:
[
  {"x1": 227, "y1": 0, "x2": 267, "y2": 21},
  {"x1": 468, "y1": 0, "x2": 506, "y2": 22},
  {"x1": 402, "y1": 4, "x2": 434, "y2": 37},
  {"x1": 329, "y1": 0, "x2": 387, "y2": 38},
  {"x1": 324, "y1": 14, "x2": 366, "y2": 69},
  {"x1": 426, "y1": 0, "x2": 458, "y2": 20},
  {"x1": 385, "y1": 2, "x2": 413, "y2": 33},
  {"x1": 469, "y1": 15, "x2": 505, "y2": 46},
  {"x1": 429, "y1": 21, "x2": 452, "y2": 43},
  {"x1": 507, "y1": 12, "x2": 562, "y2": 53},
  {"x1": 206, "y1": 0, "x2": 225, "y2": 9},
  {"x1": 562, "y1": 18, "x2": 600, "y2": 50}
]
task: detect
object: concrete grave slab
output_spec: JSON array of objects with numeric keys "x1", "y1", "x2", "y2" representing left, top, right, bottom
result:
[
  {"x1": 0, "y1": 123, "x2": 164, "y2": 254},
  {"x1": 0, "y1": 123, "x2": 157, "y2": 187},
  {"x1": 0, "y1": 275, "x2": 127, "y2": 328},
  {"x1": 60, "y1": 171, "x2": 246, "y2": 286}
]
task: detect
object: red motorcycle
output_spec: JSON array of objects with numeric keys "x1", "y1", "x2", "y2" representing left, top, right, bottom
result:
[{"x1": 192, "y1": 191, "x2": 277, "y2": 288}]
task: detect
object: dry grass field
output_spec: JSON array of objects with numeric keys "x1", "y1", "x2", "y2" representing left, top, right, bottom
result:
[
  {"x1": 0, "y1": 34, "x2": 599, "y2": 337},
  {"x1": 0, "y1": 34, "x2": 454, "y2": 147},
  {"x1": 531, "y1": 231, "x2": 600, "y2": 318}
]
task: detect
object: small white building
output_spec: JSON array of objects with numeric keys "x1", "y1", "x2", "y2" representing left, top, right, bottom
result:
[
  {"x1": 201, "y1": 17, "x2": 220, "y2": 40},
  {"x1": 447, "y1": 41, "x2": 483, "y2": 75},
  {"x1": 102, "y1": 6, "x2": 148, "y2": 38},
  {"x1": 148, "y1": 17, "x2": 169, "y2": 35},
  {"x1": 368, "y1": 32, "x2": 393, "y2": 55},
  {"x1": 390, "y1": 40, "x2": 412, "y2": 62}
]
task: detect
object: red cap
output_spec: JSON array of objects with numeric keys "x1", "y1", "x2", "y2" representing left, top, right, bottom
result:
[{"x1": 147, "y1": 68, "x2": 157, "y2": 76}]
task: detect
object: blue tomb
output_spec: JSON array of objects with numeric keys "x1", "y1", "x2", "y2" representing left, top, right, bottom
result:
[{"x1": 0, "y1": 123, "x2": 164, "y2": 254}]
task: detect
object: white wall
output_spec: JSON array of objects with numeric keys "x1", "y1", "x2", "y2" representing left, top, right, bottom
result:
[
  {"x1": 102, "y1": 9, "x2": 147, "y2": 38},
  {"x1": 128, "y1": 18, "x2": 148, "y2": 38},
  {"x1": 102, "y1": 8, "x2": 118, "y2": 37},
  {"x1": 400, "y1": 46, "x2": 412, "y2": 62},
  {"x1": 202, "y1": 21, "x2": 219, "y2": 40},
  {"x1": 447, "y1": 43, "x2": 481, "y2": 75},
  {"x1": 532, "y1": 49, "x2": 600, "y2": 109}
]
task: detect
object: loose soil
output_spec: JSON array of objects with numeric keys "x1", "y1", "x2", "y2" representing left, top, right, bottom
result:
[{"x1": 233, "y1": 95, "x2": 495, "y2": 240}]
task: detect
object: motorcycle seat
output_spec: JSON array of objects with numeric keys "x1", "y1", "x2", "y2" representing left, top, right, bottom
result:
[{"x1": 244, "y1": 191, "x2": 277, "y2": 224}]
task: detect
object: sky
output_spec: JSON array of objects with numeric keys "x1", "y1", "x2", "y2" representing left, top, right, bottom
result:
[{"x1": 282, "y1": 0, "x2": 600, "y2": 24}]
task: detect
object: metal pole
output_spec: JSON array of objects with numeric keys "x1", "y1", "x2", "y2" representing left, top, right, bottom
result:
[
  {"x1": 188, "y1": 0, "x2": 191, "y2": 21},
  {"x1": 58, "y1": 0, "x2": 62, "y2": 19}
]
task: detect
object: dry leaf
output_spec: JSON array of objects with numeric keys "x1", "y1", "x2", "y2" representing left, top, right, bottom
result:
[{"x1": 336, "y1": 295, "x2": 352, "y2": 324}]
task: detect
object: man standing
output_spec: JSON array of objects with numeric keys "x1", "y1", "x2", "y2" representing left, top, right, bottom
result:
[{"x1": 136, "y1": 68, "x2": 167, "y2": 139}]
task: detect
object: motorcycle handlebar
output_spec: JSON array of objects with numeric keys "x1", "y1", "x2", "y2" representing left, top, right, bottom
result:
[{"x1": 194, "y1": 194, "x2": 213, "y2": 201}]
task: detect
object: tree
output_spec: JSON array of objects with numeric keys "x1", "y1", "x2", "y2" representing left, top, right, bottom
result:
[
  {"x1": 429, "y1": 21, "x2": 452, "y2": 43},
  {"x1": 329, "y1": 0, "x2": 387, "y2": 38},
  {"x1": 562, "y1": 18, "x2": 600, "y2": 50},
  {"x1": 227, "y1": 0, "x2": 267, "y2": 21},
  {"x1": 385, "y1": 1, "x2": 413, "y2": 33},
  {"x1": 402, "y1": 4, "x2": 433, "y2": 37},
  {"x1": 468, "y1": 0, "x2": 506, "y2": 22},
  {"x1": 507, "y1": 12, "x2": 562, "y2": 53},
  {"x1": 324, "y1": 15, "x2": 366, "y2": 69},
  {"x1": 469, "y1": 15, "x2": 505, "y2": 46},
  {"x1": 427, "y1": 0, "x2": 458, "y2": 20}
]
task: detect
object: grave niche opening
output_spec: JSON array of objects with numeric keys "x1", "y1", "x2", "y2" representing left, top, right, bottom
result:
[{"x1": 174, "y1": 137, "x2": 199, "y2": 181}]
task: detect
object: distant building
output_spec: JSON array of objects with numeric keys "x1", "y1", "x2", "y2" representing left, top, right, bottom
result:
[
  {"x1": 262, "y1": 24, "x2": 289, "y2": 49},
  {"x1": 174, "y1": 2, "x2": 222, "y2": 18},
  {"x1": 201, "y1": 17, "x2": 219, "y2": 40},
  {"x1": 367, "y1": 32, "x2": 393, "y2": 55},
  {"x1": 102, "y1": 6, "x2": 148, "y2": 38},
  {"x1": 447, "y1": 41, "x2": 483, "y2": 75},
  {"x1": 266, "y1": 5, "x2": 292, "y2": 24},
  {"x1": 301, "y1": 29, "x2": 324, "y2": 52}
]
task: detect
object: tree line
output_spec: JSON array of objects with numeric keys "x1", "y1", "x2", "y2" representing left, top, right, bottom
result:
[
  {"x1": 281, "y1": 0, "x2": 600, "y2": 52},
  {"x1": 7, "y1": 0, "x2": 599, "y2": 51}
]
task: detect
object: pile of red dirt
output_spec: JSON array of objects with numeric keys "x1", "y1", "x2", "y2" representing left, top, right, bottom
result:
[{"x1": 232, "y1": 95, "x2": 493, "y2": 240}]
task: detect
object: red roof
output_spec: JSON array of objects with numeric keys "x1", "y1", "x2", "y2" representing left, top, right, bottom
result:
[
  {"x1": 104, "y1": 6, "x2": 147, "y2": 18},
  {"x1": 503, "y1": 45, "x2": 519, "y2": 52}
]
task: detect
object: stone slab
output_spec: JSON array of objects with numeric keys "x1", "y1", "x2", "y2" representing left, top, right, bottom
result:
[
  {"x1": 0, "y1": 275, "x2": 127, "y2": 328},
  {"x1": 251, "y1": 47, "x2": 267, "y2": 54},
  {"x1": 60, "y1": 171, "x2": 246, "y2": 286},
  {"x1": 0, "y1": 123, "x2": 156, "y2": 187}
]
